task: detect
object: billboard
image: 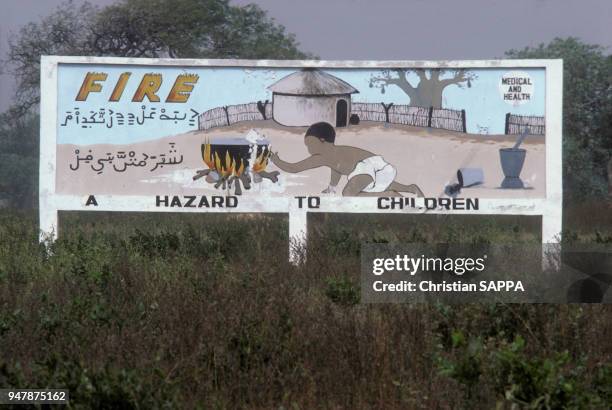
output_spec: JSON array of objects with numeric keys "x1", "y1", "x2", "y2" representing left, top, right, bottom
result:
[{"x1": 40, "y1": 57, "x2": 562, "y2": 260}]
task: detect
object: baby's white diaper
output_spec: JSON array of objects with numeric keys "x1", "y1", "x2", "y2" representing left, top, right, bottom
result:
[{"x1": 347, "y1": 156, "x2": 396, "y2": 192}]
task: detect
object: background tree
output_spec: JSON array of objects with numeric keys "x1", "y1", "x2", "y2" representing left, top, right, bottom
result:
[
  {"x1": 0, "y1": 115, "x2": 38, "y2": 208},
  {"x1": 1, "y1": 0, "x2": 311, "y2": 207},
  {"x1": 7, "y1": 0, "x2": 312, "y2": 117},
  {"x1": 505, "y1": 37, "x2": 612, "y2": 200},
  {"x1": 368, "y1": 69, "x2": 477, "y2": 108}
]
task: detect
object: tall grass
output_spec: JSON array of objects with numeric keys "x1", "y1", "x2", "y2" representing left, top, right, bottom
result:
[{"x1": 0, "y1": 208, "x2": 611, "y2": 408}]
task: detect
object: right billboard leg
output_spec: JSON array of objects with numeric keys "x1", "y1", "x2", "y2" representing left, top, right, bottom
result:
[{"x1": 542, "y1": 213, "x2": 562, "y2": 270}]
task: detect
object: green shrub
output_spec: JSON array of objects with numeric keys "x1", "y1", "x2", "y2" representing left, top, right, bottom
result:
[
  {"x1": 436, "y1": 330, "x2": 484, "y2": 404},
  {"x1": 0, "y1": 210, "x2": 610, "y2": 408},
  {"x1": 437, "y1": 332, "x2": 612, "y2": 409},
  {"x1": 0, "y1": 355, "x2": 180, "y2": 409},
  {"x1": 325, "y1": 275, "x2": 360, "y2": 306},
  {"x1": 491, "y1": 336, "x2": 587, "y2": 409}
]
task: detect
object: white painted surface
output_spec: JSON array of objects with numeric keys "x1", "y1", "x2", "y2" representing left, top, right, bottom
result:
[
  {"x1": 39, "y1": 56, "x2": 59, "y2": 241},
  {"x1": 39, "y1": 57, "x2": 564, "y2": 261},
  {"x1": 289, "y1": 205, "x2": 308, "y2": 264},
  {"x1": 543, "y1": 60, "x2": 563, "y2": 244}
]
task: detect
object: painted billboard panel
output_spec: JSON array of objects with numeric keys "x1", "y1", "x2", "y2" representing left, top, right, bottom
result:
[
  {"x1": 40, "y1": 57, "x2": 562, "y2": 252},
  {"x1": 56, "y1": 64, "x2": 547, "y2": 199}
]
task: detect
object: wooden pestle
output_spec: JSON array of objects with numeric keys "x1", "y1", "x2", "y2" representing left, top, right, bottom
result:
[{"x1": 512, "y1": 128, "x2": 529, "y2": 150}]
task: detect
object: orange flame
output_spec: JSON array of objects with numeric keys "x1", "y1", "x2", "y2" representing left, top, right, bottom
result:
[
  {"x1": 236, "y1": 159, "x2": 245, "y2": 176},
  {"x1": 201, "y1": 142, "x2": 270, "y2": 177},
  {"x1": 252, "y1": 150, "x2": 269, "y2": 173},
  {"x1": 202, "y1": 142, "x2": 214, "y2": 169},
  {"x1": 214, "y1": 151, "x2": 221, "y2": 172}
]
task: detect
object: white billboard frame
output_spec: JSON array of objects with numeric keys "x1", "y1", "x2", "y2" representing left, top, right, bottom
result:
[{"x1": 40, "y1": 56, "x2": 563, "y2": 262}]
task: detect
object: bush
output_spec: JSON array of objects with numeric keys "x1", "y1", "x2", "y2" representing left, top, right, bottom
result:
[
  {"x1": 325, "y1": 275, "x2": 360, "y2": 306},
  {"x1": 436, "y1": 331, "x2": 612, "y2": 409},
  {"x1": 0, "y1": 211, "x2": 610, "y2": 408}
]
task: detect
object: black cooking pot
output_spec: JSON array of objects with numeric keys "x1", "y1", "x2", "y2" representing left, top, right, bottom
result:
[{"x1": 201, "y1": 137, "x2": 271, "y2": 175}]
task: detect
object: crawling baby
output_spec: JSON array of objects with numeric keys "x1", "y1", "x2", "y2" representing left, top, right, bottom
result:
[{"x1": 270, "y1": 122, "x2": 424, "y2": 197}]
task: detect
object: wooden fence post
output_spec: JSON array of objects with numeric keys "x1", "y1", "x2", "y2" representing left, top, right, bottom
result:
[
  {"x1": 505, "y1": 113, "x2": 510, "y2": 135},
  {"x1": 381, "y1": 102, "x2": 393, "y2": 123},
  {"x1": 222, "y1": 106, "x2": 230, "y2": 126},
  {"x1": 257, "y1": 100, "x2": 269, "y2": 120},
  {"x1": 461, "y1": 109, "x2": 467, "y2": 133},
  {"x1": 427, "y1": 106, "x2": 434, "y2": 128}
]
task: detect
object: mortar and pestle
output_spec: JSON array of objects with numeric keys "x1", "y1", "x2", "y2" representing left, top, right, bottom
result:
[{"x1": 500, "y1": 129, "x2": 528, "y2": 189}]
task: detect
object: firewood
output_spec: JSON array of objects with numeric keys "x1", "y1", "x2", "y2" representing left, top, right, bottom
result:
[
  {"x1": 259, "y1": 170, "x2": 280, "y2": 183},
  {"x1": 230, "y1": 176, "x2": 243, "y2": 195},
  {"x1": 240, "y1": 173, "x2": 252, "y2": 190},
  {"x1": 192, "y1": 169, "x2": 211, "y2": 181}
]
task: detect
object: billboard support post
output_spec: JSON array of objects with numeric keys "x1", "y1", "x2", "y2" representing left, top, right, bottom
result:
[
  {"x1": 39, "y1": 55, "x2": 59, "y2": 243},
  {"x1": 289, "y1": 208, "x2": 308, "y2": 265}
]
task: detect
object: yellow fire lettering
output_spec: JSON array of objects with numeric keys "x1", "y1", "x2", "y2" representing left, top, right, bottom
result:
[
  {"x1": 166, "y1": 74, "x2": 199, "y2": 103},
  {"x1": 76, "y1": 72, "x2": 107, "y2": 101},
  {"x1": 132, "y1": 73, "x2": 162, "y2": 102},
  {"x1": 109, "y1": 72, "x2": 132, "y2": 102}
]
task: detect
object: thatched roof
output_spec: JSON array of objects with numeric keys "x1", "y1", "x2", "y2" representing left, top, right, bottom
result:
[{"x1": 268, "y1": 69, "x2": 359, "y2": 95}]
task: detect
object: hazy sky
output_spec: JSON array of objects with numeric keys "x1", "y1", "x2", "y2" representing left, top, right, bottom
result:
[{"x1": 1, "y1": 0, "x2": 611, "y2": 113}]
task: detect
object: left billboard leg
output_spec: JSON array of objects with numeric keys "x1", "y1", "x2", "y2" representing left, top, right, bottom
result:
[{"x1": 40, "y1": 207, "x2": 58, "y2": 243}]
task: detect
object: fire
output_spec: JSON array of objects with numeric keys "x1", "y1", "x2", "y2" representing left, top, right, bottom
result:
[
  {"x1": 210, "y1": 150, "x2": 241, "y2": 177},
  {"x1": 252, "y1": 150, "x2": 269, "y2": 173},
  {"x1": 201, "y1": 141, "x2": 269, "y2": 177},
  {"x1": 196, "y1": 140, "x2": 279, "y2": 195},
  {"x1": 203, "y1": 143, "x2": 214, "y2": 169},
  {"x1": 236, "y1": 159, "x2": 245, "y2": 175}
]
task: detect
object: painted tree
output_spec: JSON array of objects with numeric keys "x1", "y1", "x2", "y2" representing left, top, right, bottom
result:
[{"x1": 368, "y1": 68, "x2": 477, "y2": 108}]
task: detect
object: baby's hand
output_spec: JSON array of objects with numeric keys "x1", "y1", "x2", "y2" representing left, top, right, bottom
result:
[{"x1": 269, "y1": 151, "x2": 280, "y2": 165}]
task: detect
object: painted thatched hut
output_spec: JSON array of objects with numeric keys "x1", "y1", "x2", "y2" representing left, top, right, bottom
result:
[{"x1": 267, "y1": 69, "x2": 359, "y2": 127}]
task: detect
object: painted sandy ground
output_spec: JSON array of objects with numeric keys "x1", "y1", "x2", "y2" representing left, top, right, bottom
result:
[{"x1": 56, "y1": 120, "x2": 546, "y2": 198}]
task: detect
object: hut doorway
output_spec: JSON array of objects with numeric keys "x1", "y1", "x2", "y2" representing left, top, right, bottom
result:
[{"x1": 336, "y1": 99, "x2": 348, "y2": 127}]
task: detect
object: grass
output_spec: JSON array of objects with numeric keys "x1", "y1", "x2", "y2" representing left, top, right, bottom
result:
[{"x1": 0, "y1": 205, "x2": 611, "y2": 409}]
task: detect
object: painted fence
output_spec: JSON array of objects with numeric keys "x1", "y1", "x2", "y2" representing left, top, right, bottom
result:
[
  {"x1": 505, "y1": 113, "x2": 546, "y2": 135},
  {"x1": 388, "y1": 104, "x2": 430, "y2": 128},
  {"x1": 198, "y1": 101, "x2": 272, "y2": 131},
  {"x1": 351, "y1": 102, "x2": 466, "y2": 133},
  {"x1": 199, "y1": 101, "x2": 467, "y2": 133}
]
